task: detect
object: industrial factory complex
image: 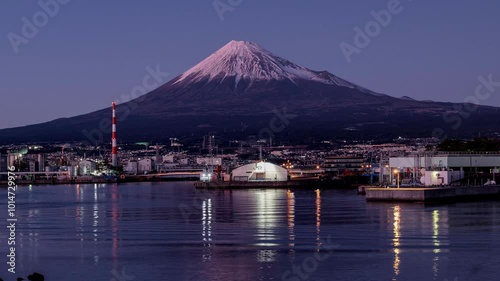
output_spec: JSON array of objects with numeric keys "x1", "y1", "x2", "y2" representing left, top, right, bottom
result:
[
  {"x1": 3, "y1": 140, "x2": 500, "y2": 188},
  {"x1": 2, "y1": 102, "x2": 500, "y2": 188}
]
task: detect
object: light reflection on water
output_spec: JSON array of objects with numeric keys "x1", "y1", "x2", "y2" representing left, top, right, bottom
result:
[
  {"x1": 316, "y1": 189, "x2": 321, "y2": 252},
  {"x1": 1, "y1": 182, "x2": 499, "y2": 281},
  {"x1": 202, "y1": 198, "x2": 213, "y2": 262},
  {"x1": 393, "y1": 205, "x2": 401, "y2": 280}
]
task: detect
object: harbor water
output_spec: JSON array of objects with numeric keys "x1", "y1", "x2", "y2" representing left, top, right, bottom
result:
[{"x1": 1, "y1": 182, "x2": 499, "y2": 281}]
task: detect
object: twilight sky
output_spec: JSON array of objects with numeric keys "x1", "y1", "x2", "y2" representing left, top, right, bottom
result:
[{"x1": 1, "y1": 0, "x2": 499, "y2": 129}]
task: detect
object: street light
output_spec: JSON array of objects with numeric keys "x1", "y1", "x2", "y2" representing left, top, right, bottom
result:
[{"x1": 393, "y1": 169, "x2": 400, "y2": 188}]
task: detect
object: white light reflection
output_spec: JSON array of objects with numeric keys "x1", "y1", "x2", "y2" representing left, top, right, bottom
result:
[
  {"x1": 76, "y1": 204, "x2": 84, "y2": 242},
  {"x1": 432, "y1": 210, "x2": 440, "y2": 253},
  {"x1": 93, "y1": 204, "x2": 99, "y2": 240},
  {"x1": 93, "y1": 184, "x2": 100, "y2": 264},
  {"x1": 202, "y1": 198, "x2": 213, "y2": 262},
  {"x1": 432, "y1": 210, "x2": 440, "y2": 279},
  {"x1": 75, "y1": 185, "x2": 85, "y2": 263},
  {"x1": 94, "y1": 184, "x2": 98, "y2": 201},
  {"x1": 257, "y1": 249, "x2": 277, "y2": 263},
  {"x1": 315, "y1": 189, "x2": 321, "y2": 251},
  {"x1": 22, "y1": 209, "x2": 40, "y2": 269},
  {"x1": 255, "y1": 191, "x2": 280, "y2": 247},
  {"x1": 393, "y1": 205, "x2": 401, "y2": 279},
  {"x1": 255, "y1": 190, "x2": 279, "y2": 263},
  {"x1": 287, "y1": 189, "x2": 295, "y2": 261}
]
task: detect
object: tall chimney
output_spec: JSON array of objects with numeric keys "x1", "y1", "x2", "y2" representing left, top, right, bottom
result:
[{"x1": 111, "y1": 102, "x2": 118, "y2": 167}]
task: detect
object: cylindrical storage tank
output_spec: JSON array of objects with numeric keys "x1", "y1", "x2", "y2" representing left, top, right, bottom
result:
[{"x1": 67, "y1": 166, "x2": 77, "y2": 178}]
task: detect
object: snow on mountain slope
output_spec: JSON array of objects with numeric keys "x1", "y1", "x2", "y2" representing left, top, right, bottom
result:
[{"x1": 174, "y1": 40, "x2": 382, "y2": 96}]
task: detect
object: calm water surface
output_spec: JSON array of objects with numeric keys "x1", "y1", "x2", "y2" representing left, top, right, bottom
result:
[{"x1": 1, "y1": 182, "x2": 500, "y2": 281}]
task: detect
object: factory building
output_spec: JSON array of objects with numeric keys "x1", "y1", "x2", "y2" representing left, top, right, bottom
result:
[
  {"x1": 38, "y1": 154, "x2": 46, "y2": 172},
  {"x1": 125, "y1": 161, "x2": 139, "y2": 174},
  {"x1": 8, "y1": 154, "x2": 18, "y2": 167},
  {"x1": 0, "y1": 153, "x2": 7, "y2": 172},
  {"x1": 163, "y1": 155, "x2": 175, "y2": 163},
  {"x1": 29, "y1": 161, "x2": 36, "y2": 173},
  {"x1": 78, "y1": 160, "x2": 97, "y2": 175},
  {"x1": 178, "y1": 158, "x2": 189, "y2": 165},
  {"x1": 323, "y1": 156, "x2": 364, "y2": 175},
  {"x1": 231, "y1": 162, "x2": 288, "y2": 182},
  {"x1": 196, "y1": 157, "x2": 222, "y2": 166},
  {"x1": 138, "y1": 158, "x2": 155, "y2": 174},
  {"x1": 162, "y1": 154, "x2": 190, "y2": 165},
  {"x1": 389, "y1": 154, "x2": 500, "y2": 186},
  {"x1": 156, "y1": 162, "x2": 179, "y2": 172}
]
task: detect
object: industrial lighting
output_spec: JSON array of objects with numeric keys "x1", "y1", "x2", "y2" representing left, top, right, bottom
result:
[
  {"x1": 393, "y1": 169, "x2": 400, "y2": 188},
  {"x1": 200, "y1": 173, "x2": 212, "y2": 181}
]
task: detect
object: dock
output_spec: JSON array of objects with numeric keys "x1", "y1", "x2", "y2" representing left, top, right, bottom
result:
[
  {"x1": 194, "y1": 180, "x2": 330, "y2": 189},
  {"x1": 364, "y1": 185, "x2": 500, "y2": 202}
]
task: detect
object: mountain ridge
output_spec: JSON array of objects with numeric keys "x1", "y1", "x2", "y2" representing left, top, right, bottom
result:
[{"x1": 1, "y1": 40, "x2": 499, "y2": 144}]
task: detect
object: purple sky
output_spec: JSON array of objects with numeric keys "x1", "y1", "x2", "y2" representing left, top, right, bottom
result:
[{"x1": 1, "y1": 0, "x2": 500, "y2": 129}]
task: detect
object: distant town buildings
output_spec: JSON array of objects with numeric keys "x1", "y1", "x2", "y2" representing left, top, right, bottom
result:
[
  {"x1": 0, "y1": 153, "x2": 7, "y2": 172},
  {"x1": 1, "y1": 135, "x2": 497, "y2": 187},
  {"x1": 323, "y1": 156, "x2": 364, "y2": 175}
]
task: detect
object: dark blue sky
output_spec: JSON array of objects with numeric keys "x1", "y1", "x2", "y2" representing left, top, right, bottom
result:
[{"x1": 2, "y1": 0, "x2": 499, "y2": 129}]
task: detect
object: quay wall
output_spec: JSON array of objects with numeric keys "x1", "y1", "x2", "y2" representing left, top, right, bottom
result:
[{"x1": 365, "y1": 185, "x2": 500, "y2": 202}]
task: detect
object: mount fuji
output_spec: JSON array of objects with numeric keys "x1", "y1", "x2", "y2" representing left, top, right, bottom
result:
[
  {"x1": 1, "y1": 40, "x2": 499, "y2": 144},
  {"x1": 174, "y1": 40, "x2": 378, "y2": 94}
]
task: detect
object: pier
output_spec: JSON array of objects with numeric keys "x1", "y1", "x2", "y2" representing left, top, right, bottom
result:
[
  {"x1": 194, "y1": 180, "x2": 330, "y2": 189},
  {"x1": 364, "y1": 185, "x2": 500, "y2": 202}
]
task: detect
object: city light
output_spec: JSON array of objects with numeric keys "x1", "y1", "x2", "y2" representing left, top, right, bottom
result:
[
  {"x1": 393, "y1": 169, "x2": 400, "y2": 188},
  {"x1": 200, "y1": 173, "x2": 212, "y2": 182}
]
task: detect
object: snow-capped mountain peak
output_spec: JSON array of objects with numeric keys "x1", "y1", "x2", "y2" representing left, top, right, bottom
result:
[
  {"x1": 175, "y1": 40, "x2": 310, "y2": 83},
  {"x1": 174, "y1": 40, "x2": 380, "y2": 95}
]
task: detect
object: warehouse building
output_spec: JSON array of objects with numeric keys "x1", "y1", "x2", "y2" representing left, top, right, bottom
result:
[
  {"x1": 389, "y1": 154, "x2": 500, "y2": 186},
  {"x1": 231, "y1": 162, "x2": 288, "y2": 182}
]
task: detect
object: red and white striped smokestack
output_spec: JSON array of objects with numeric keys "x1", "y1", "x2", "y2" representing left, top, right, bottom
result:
[{"x1": 111, "y1": 102, "x2": 118, "y2": 167}]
